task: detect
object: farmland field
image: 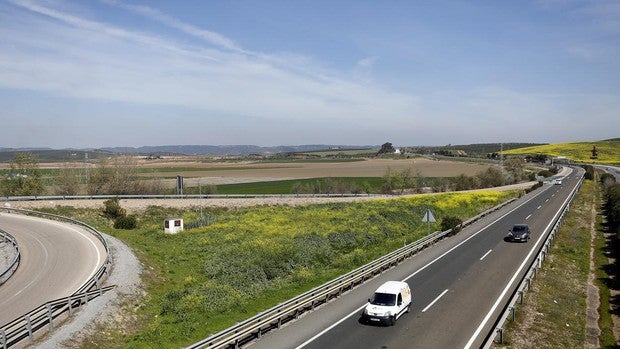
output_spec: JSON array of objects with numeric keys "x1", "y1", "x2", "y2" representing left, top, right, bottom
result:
[{"x1": 133, "y1": 157, "x2": 495, "y2": 186}]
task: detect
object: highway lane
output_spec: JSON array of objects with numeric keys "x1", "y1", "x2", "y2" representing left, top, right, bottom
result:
[
  {"x1": 0, "y1": 212, "x2": 107, "y2": 326},
  {"x1": 250, "y1": 168, "x2": 582, "y2": 349}
]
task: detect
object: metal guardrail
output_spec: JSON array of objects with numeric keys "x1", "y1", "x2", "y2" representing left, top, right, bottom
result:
[
  {"x1": 0, "y1": 208, "x2": 113, "y2": 348},
  {"x1": 1, "y1": 193, "x2": 378, "y2": 201},
  {"x1": 0, "y1": 286, "x2": 115, "y2": 349},
  {"x1": 0, "y1": 230, "x2": 20, "y2": 285},
  {"x1": 186, "y1": 198, "x2": 518, "y2": 349},
  {"x1": 481, "y1": 172, "x2": 584, "y2": 348}
]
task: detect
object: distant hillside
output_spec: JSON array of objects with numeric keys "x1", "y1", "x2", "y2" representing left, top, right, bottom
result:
[
  {"x1": 0, "y1": 145, "x2": 374, "y2": 162},
  {"x1": 504, "y1": 140, "x2": 620, "y2": 164},
  {"x1": 407, "y1": 143, "x2": 546, "y2": 157}
]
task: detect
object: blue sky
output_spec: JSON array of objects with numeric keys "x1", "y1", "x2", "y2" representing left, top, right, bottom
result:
[{"x1": 1, "y1": 0, "x2": 619, "y2": 148}]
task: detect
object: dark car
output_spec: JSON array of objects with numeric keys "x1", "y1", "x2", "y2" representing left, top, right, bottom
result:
[{"x1": 506, "y1": 224, "x2": 530, "y2": 242}]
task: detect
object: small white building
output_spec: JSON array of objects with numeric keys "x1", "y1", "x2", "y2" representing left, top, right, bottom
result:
[{"x1": 164, "y1": 218, "x2": 184, "y2": 234}]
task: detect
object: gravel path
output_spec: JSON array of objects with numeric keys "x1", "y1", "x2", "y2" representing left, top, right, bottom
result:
[{"x1": 0, "y1": 240, "x2": 17, "y2": 283}]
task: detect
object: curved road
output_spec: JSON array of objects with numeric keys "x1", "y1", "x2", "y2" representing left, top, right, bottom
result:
[{"x1": 0, "y1": 212, "x2": 107, "y2": 327}]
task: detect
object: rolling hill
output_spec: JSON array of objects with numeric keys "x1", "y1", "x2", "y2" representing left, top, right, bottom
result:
[{"x1": 503, "y1": 139, "x2": 620, "y2": 164}]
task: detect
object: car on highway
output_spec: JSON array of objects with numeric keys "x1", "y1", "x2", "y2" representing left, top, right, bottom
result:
[
  {"x1": 506, "y1": 224, "x2": 531, "y2": 242},
  {"x1": 361, "y1": 281, "x2": 411, "y2": 326}
]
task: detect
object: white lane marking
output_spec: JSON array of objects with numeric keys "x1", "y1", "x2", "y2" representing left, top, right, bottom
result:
[
  {"x1": 295, "y1": 304, "x2": 367, "y2": 349},
  {"x1": 37, "y1": 219, "x2": 104, "y2": 292},
  {"x1": 464, "y1": 178, "x2": 579, "y2": 349},
  {"x1": 480, "y1": 249, "x2": 492, "y2": 261},
  {"x1": 296, "y1": 186, "x2": 553, "y2": 349},
  {"x1": 525, "y1": 214, "x2": 532, "y2": 220},
  {"x1": 4, "y1": 233, "x2": 49, "y2": 301},
  {"x1": 537, "y1": 205, "x2": 542, "y2": 210},
  {"x1": 422, "y1": 289, "x2": 449, "y2": 313},
  {"x1": 545, "y1": 199, "x2": 549, "y2": 203}
]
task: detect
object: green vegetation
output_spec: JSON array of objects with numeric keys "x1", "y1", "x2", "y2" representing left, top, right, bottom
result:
[
  {"x1": 51, "y1": 190, "x2": 519, "y2": 348},
  {"x1": 500, "y1": 177, "x2": 610, "y2": 347},
  {"x1": 504, "y1": 140, "x2": 620, "y2": 164}
]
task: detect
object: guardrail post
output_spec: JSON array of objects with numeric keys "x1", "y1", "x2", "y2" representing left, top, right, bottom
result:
[
  {"x1": 496, "y1": 328, "x2": 503, "y2": 344},
  {"x1": 518, "y1": 290, "x2": 524, "y2": 304},
  {"x1": 96, "y1": 278, "x2": 102, "y2": 296},
  {"x1": 1, "y1": 328, "x2": 7, "y2": 349},
  {"x1": 526, "y1": 277, "x2": 531, "y2": 290},
  {"x1": 509, "y1": 306, "x2": 515, "y2": 321},
  {"x1": 47, "y1": 303, "x2": 54, "y2": 330},
  {"x1": 25, "y1": 314, "x2": 33, "y2": 342}
]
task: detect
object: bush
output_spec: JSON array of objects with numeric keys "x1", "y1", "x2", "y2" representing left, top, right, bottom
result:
[
  {"x1": 582, "y1": 165, "x2": 595, "y2": 180},
  {"x1": 103, "y1": 198, "x2": 126, "y2": 219},
  {"x1": 114, "y1": 214, "x2": 138, "y2": 229},
  {"x1": 525, "y1": 181, "x2": 544, "y2": 193},
  {"x1": 441, "y1": 215, "x2": 463, "y2": 236}
]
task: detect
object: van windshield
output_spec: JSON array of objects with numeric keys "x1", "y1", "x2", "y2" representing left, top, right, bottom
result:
[{"x1": 370, "y1": 292, "x2": 396, "y2": 306}]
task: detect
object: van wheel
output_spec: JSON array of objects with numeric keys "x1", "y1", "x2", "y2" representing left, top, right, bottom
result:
[
  {"x1": 405, "y1": 305, "x2": 410, "y2": 313},
  {"x1": 390, "y1": 315, "x2": 396, "y2": 326}
]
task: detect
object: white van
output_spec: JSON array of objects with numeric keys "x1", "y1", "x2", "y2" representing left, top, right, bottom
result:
[{"x1": 361, "y1": 281, "x2": 412, "y2": 325}]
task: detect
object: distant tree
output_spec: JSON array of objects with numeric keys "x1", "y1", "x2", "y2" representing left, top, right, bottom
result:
[
  {"x1": 503, "y1": 158, "x2": 526, "y2": 183},
  {"x1": 377, "y1": 142, "x2": 396, "y2": 155},
  {"x1": 87, "y1": 156, "x2": 142, "y2": 195},
  {"x1": 380, "y1": 167, "x2": 418, "y2": 194},
  {"x1": 55, "y1": 163, "x2": 81, "y2": 195},
  {"x1": 476, "y1": 167, "x2": 507, "y2": 188},
  {"x1": 1, "y1": 152, "x2": 44, "y2": 196},
  {"x1": 453, "y1": 174, "x2": 479, "y2": 191}
]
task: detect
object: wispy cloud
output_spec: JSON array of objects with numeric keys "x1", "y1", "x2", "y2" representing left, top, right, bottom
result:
[{"x1": 0, "y1": 0, "x2": 418, "y2": 126}]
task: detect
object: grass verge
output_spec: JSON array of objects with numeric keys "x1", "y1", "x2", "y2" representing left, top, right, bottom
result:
[{"x1": 499, "y1": 179, "x2": 604, "y2": 348}]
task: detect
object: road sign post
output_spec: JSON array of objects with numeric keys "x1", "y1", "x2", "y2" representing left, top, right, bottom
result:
[{"x1": 422, "y1": 208, "x2": 436, "y2": 235}]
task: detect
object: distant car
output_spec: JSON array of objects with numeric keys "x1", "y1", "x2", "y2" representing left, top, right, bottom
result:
[
  {"x1": 506, "y1": 224, "x2": 530, "y2": 242},
  {"x1": 554, "y1": 179, "x2": 562, "y2": 185}
]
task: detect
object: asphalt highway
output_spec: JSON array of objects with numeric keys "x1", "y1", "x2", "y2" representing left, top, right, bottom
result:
[
  {"x1": 250, "y1": 168, "x2": 582, "y2": 349},
  {"x1": 0, "y1": 212, "x2": 107, "y2": 327}
]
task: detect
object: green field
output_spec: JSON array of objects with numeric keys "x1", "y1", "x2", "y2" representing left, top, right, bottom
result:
[
  {"x1": 47, "y1": 189, "x2": 520, "y2": 348},
  {"x1": 504, "y1": 139, "x2": 620, "y2": 164}
]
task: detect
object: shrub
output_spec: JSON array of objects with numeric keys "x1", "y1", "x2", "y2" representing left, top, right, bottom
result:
[
  {"x1": 441, "y1": 215, "x2": 463, "y2": 235},
  {"x1": 103, "y1": 198, "x2": 126, "y2": 219},
  {"x1": 114, "y1": 214, "x2": 138, "y2": 229},
  {"x1": 582, "y1": 165, "x2": 595, "y2": 180}
]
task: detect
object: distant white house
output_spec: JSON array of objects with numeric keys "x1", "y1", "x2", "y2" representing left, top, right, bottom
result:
[{"x1": 394, "y1": 148, "x2": 401, "y2": 154}]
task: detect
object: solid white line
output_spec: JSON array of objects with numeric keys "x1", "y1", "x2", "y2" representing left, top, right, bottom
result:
[
  {"x1": 480, "y1": 249, "x2": 492, "y2": 261},
  {"x1": 296, "y1": 186, "x2": 552, "y2": 349},
  {"x1": 463, "y1": 179, "x2": 578, "y2": 349},
  {"x1": 422, "y1": 289, "x2": 449, "y2": 312},
  {"x1": 525, "y1": 214, "x2": 532, "y2": 220}
]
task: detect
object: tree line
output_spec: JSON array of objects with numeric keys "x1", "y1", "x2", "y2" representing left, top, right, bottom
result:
[{"x1": 1, "y1": 152, "x2": 538, "y2": 197}]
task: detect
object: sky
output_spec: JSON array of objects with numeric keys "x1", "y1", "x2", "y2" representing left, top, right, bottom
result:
[{"x1": 1, "y1": 0, "x2": 619, "y2": 148}]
